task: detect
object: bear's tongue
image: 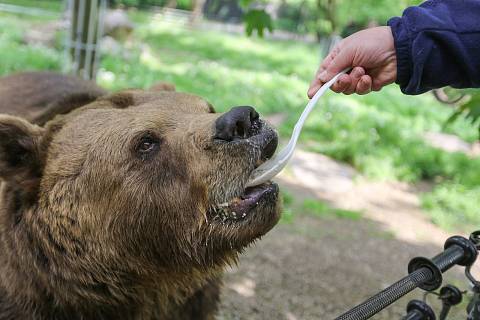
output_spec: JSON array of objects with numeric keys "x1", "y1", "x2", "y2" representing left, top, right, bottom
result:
[
  {"x1": 212, "y1": 183, "x2": 274, "y2": 222},
  {"x1": 229, "y1": 184, "x2": 272, "y2": 215}
]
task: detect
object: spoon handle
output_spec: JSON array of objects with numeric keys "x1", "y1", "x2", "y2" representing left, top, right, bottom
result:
[
  {"x1": 246, "y1": 69, "x2": 350, "y2": 187},
  {"x1": 279, "y1": 69, "x2": 349, "y2": 160}
]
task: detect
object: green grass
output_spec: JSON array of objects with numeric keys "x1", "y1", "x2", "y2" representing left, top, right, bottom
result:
[
  {"x1": 279, "y1": 191, "x2": 295, "y2": 224},
  {"x1": 0, "y1": 0, "x2": 62, "y2": 12},
  {"x1": 422, "y1": 184, "x2": 480, "y2": 232},
  {"x1": 302, "y1": 199, "x2": 362, "y2": 220},
  {"x1": 0, "y1": 14, "x2": 62, "y2": 74},
  {"x1": 279, "y1": 192, "x2": 362, "y2": 224},
  {"x1": 97, "y1": 22, "x2": 317, "y2": 116},
  {"x1": 0, "y1": 10, "x2": 479, "y2": 232}
]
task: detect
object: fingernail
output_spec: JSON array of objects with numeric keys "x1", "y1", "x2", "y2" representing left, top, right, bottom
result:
[{"x1": 319, "y1": 71, "x2": 327, "y2": 81}]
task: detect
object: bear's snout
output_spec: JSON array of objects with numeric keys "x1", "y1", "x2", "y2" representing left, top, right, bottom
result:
[{"x1": 214, "y1": 106, "x2": 259, "y2": 141}]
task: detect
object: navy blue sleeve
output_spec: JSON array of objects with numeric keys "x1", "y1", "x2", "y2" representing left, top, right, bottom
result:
[{"x1": 387, "y1": 0, "x2": 480, "y2": 95}]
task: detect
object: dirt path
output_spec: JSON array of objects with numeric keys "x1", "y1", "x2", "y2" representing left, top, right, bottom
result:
[
  {"x1": 280, "y1": 150, "x2": 452, "y2": 245},
  {"x1": 218, "y1": 150, "x2": 477, "y2": 319}
]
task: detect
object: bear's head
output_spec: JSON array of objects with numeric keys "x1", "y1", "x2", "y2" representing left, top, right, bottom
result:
[{"x1": 0, "y1": 89, "x2": 280, "y2": 307}]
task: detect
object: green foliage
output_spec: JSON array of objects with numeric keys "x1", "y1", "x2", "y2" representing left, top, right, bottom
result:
[
  {"x1": 336, "y1": 0, "x2": 423, "y2": 27},
  {"x1": 422, "y1": 184, "x2": 480, "y2": 232},
  {"x1": 280, "y1": 193, "x2": 361, "y2": 223},
  {"x1": 302, "y1": 199, "x2": 362, "y2": 220},
  {"x1": 252, "y1": 0, "x2": 426, "y2": 38},
  {"x1": 332, "y1": 208, "x2": 362, "y2": 220},
  {"x1": 429, "y1": 89, "x2": 480, "y2": 232},
  {"x1": 0, "y1": 0, "x2": 63, "y2": 11},
  {"x1": 238, "y1": 0, "x2": 254, "y2": 10},
  {"x1": 280, "y1": 191, "x2": 295, "y2": 224},
  {"x1": 108, "y1": 0, "x2": 193, "y2": 10},
  {"x1": 281, "y1": 190, "x2": 294, "y2": 207},
  {"x1": 446, "y1": 90, "x2": 480, "y2": 137},
  {"x1": 285, "y1": 84, "x2": 478, "y2": 182},
  {"x1": 238, "y1": 0, "x2": 274, "y2": 37},
  {"x1": 98, "y1": 20, "x2": 318, "y2": 110},
  {"x1": 0, "y1": 14, "x2": 62, "y2": 75},
  {"x1": 277, "y1": 191, "x2": 301, "y2": 224},
  {"x1": 303, "y1": 198, "x2": 330, "y2": 215},
  {"x1": 244, "y1": 8, "x2": 273, "y2": 37}
]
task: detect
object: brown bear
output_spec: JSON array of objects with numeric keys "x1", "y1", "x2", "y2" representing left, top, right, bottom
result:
[{"x1": 0, "y1": 72, "x2": 281, "y2": 319}]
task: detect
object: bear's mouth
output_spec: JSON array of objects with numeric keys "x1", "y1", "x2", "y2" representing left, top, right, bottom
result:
[
  {"x1": 207, "y1": 120, "x2": 280, "y2": 224},
  {"x1": 207, "y1": 182, "x2": 279, "y2": 223}
]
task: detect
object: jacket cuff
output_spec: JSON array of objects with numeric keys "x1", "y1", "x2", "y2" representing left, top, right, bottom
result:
[{"x1": 387, "y1": 16, "x2": 413, "y2": 93}]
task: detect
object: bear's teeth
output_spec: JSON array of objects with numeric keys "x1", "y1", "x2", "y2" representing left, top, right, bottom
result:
[{"x1": 209, "y1": 203, "x2": 249, "y2": 223}]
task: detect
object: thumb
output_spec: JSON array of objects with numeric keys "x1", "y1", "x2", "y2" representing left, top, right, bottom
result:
[{"x1": 318, "y1": 47, "x2": 352, "y2": 83}]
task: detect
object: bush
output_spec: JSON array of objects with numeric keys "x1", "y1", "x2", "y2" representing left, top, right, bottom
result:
[
  {"x1": 0, "y1": 15, "x2": 62, "y2": 75},
  {"x1": 422, "y1": 184, "x2": 480, "y2": 232}
]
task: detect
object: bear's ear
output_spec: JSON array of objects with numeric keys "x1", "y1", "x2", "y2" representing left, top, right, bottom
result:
[{"x1": 0, "y1": 115, "x2": 45, "y2": 188}]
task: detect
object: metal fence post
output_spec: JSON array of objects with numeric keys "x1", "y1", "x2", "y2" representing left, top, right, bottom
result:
[{"x1": 66, "y1": 0, "x2": 106, "y2": 80}]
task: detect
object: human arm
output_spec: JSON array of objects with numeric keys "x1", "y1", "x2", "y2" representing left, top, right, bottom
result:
[{"x1": 308, "y1": 0, "x2": 480, "y2": 97}]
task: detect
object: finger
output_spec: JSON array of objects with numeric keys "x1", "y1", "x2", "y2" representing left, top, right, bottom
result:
[
  {"x1": 314, "y1": 64, "x2": 326, "y2": 81},
  {"x1": 320, "y1": 44, "x2": 340, "y2": 70},
  {"x1": 307, "y1": 82, "x2": 322, "y2": 98},
  {"x1": 331, "y1": 74, "x2": 351, "y2": 93},
  {"x1": 371, "y1": 78, "x2": 384, "y2": 92},
  {"x1": 313, "y1": 45, "x2": 341, "y2": 83},
  {"x1": 356, "y1": 75, "x2": 372, "y2": 95},
  {"x1": 308, "y1": 64, "x2": 329, "y2": 98},
  {"x1": 308, "y1": 45, "x2": 344, "y2": 97},
  {"x1": 319, "y1": 45, "x2": 352, "y2": 83},
  {"x1": 344, "y1": 67, "x2": 365, "y2": 95}
]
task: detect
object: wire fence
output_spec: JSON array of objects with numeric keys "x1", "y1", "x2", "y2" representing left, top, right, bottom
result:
[
  {"x1": 64, "y1": 0, "x2": 107, "y2": 80},
  {"x1": 0, "y1": 1, "x2": 106, "y2": 80}
]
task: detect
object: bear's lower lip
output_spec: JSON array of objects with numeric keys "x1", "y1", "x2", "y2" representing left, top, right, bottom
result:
[{"x1": 209, "y1": 182, "x2": 278, "y2": 223}]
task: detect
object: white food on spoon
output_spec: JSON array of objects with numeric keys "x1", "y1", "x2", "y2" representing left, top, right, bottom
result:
[{"x1": 246, "y1": 70, "x2": 349, "y2": 187}]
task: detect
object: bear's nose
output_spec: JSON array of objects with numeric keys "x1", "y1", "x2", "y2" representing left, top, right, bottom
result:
[{"x1": 214, "y1": 106, "x2": 259, "y2": 141}]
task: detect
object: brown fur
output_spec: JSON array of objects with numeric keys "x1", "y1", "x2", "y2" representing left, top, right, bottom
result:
[
  {"x1": 0, "y1": 72, "x2": 107, "y2": 125},
  {"x1": 0, "y1": 72, "x2": 280, "y2": 319}
]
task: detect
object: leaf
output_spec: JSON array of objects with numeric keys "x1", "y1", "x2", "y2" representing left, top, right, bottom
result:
[
  {"x1": 239, "y1": 0, "x2": 254, "y2": 10},
  {"x1": 445, "y1": 110, "x2": 463, "y2": 126},
  {"x1": 243, "y1": 9, "x2": 274, "y2": 37},
  {"x1": 445, "y1": 90, "x2": 480, "y2": 138},
  {"x1": 445, "y1": 102, "x2": 469, "y2": 125},
  {"x1": 462, "y1": 94, "x2": 480, "y2": 124}
]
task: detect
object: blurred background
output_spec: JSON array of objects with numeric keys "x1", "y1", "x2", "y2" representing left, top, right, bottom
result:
[{"x1": 1, "y1": 0, "x2": 479, "y2": 318}]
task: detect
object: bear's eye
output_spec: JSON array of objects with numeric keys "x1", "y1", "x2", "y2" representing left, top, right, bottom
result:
[
  {"x1": 139, "y1": 140, "x2": 155, "y2": 153},
  {"x1": 135, "y1": 134, "x2": 160, "y2": 156}
]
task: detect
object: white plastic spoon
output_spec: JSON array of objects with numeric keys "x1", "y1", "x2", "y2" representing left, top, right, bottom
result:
[{"x1": 246, "y1": 69, "x2": 349, "y2": 187}]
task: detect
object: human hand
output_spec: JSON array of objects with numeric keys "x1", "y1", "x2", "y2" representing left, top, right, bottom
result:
[{"x1": 308, "y1": 26, "x2": 397, "y2": 97}]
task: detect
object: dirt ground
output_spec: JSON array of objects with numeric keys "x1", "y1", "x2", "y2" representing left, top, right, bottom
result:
[{"x1": 218, "y1": 150, "x2": 477, "y2": 320}]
